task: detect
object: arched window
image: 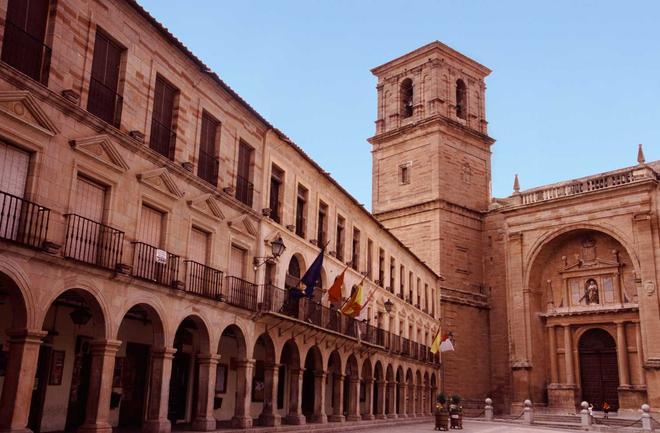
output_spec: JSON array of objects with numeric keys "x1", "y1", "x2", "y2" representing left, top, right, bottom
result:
[
  {"x1": 400, "y1": 78, "x2": 413, "y2": 118},
  {"x1": 456, "y1": 79, "x2": 467, "y2": 119}
]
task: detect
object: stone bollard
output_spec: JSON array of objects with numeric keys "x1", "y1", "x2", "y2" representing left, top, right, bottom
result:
[
  {"x1": 484, "y1": 398, "x2": 493, "y2": 421},
  {"x1": 580, "y1": 401, "x2": 592, "y2": 428},
  {"x1": 523, "y1": 399, "x2": 533, "y2": 425},
  {"x1": 641, "y1": 404, "x2": 652, "y2": 432}
]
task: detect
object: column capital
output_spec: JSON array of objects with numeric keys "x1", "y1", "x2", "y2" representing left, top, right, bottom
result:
[
  {"x1": 151, "y1": 346, "x2": 177, "y2": 358},
  {"x1": 264, "y1": 362, "x2": 281, "y2": 370},
  {"x1": 197, "y1": 353, "x2": 221, "y2": 365},
  {"x1": 314, "y1": 370, "x2": 328, "y2": 379},
  {"x1": 234, "y1": 358, "x2": 256, "y2": 369},
  {"x1": 6, "y1": 329, "x2": 47, "y2": 344},
  {"x1": 90, "y1": 339, "x2": 122, "y2": 355}
]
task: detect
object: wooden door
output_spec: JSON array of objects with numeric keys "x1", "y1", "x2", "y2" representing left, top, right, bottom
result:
[
  {"x1": 579, "y1": 329, "x2": 619, "y2": 410},
  {"x1": 230, "y1": 245, "x2": 245, "y2": 279},
  {"x1": 0, "y1": 141, "x2": 29, "y2": 241},
  {"x1": 71, "y1": 177, "x2": 106, "y2": 263},
  {"x1": 118, "y1": 343, "x2": 150, "y2": 426}
]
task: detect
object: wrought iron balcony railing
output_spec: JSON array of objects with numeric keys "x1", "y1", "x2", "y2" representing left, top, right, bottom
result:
[
  {"x1": 64, "y1": 214, "x2": 123, "y2": 270},
  {"x1": 0, "y1": 190, "x2": 50, "y2": 249}
]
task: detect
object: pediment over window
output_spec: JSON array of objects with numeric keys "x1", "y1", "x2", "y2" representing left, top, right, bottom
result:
[
  {"x1": 227, "y1": 214, "x2": 257, "y2": 238},
  {"x1": 187, "y1": 193, "x2": 225, "y2": 221},
  {"x1": 0, "y1": 91, "x2": 59, "y2": 136},
  {"x1": 70, "y1": 135, "x2": 129, "y2": 173},
  {"x1": 137, "y1": 167, "x2": 184, "y2": 199}
]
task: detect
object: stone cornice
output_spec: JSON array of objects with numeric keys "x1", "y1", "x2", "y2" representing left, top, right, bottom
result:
[
  {"x1": 374, "y1": 198, "x2": 485, "y2": 222},
  {"x1": 368, "y1": 113, "x2": 495, "y2": 148}
]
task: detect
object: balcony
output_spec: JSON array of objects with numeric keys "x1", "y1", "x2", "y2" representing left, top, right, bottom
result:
[
  {"x1": 184, "y1": 260, "x2": 223, "y2": 300},
  {"x1": 235, "y1": 175, "x2": 254, "y2": 207},
  {"x1": 63, "y1": 214, "x2": 124, "y2": 270},
  {"x1": 1, "y1": 21, "x2": 51, "y2": 85},
  {"x1": 197, "y1": 150, "x2": 219, "y2": 186},
  {"x1": 0, "y1": 190, "x2": 50, "y2": 249},
  {"x1": 132, "y1": 242, "x2": 181, "y2": 287},
  {"x1": 224, "y1": 276, "x2": 258, "y2": 311},
  {"x1": 149, "y1": 118, "x2": 176, "y2": 160},
  {"x1": 87, "y1": 77, "x2": 123, "y2": 127}
]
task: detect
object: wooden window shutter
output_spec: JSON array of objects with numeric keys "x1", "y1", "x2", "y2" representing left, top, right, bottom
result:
[
  {"x1": 189, "y1": 227, "x2": 209, "y2": 264},
  {"x1": 74, "y1": 177, "x2": 105, "y2": 222},
  {"x1": 230, "y1": 245, "x2": 246, "y2": 279},
  {"x1": 0, "y1": 141, "x2": 29, "y2": 197},
  {"x1": 138, "y1": 205, "x2": 163, "y2": 247}
]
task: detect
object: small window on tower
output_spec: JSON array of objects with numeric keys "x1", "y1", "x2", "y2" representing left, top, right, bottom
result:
[
  {"x1": 400, "y1": 78, "x2": 413, "y2": 118},
  {"x1": 399, "y1": 162, "x2": 411, "y2": 185},
  {"x1": 456, "y1": 79, "x2": 467, "y2": 119}
]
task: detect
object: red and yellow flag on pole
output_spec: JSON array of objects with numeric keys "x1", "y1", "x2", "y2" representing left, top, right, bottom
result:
[{"x1": 327, "y1": 267, "x2": 347, "y2": 302}]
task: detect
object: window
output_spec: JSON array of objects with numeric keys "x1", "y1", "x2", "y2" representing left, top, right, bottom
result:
[
  {"x1": 269, "y1": 164, "x2": 284, "y2": 223},
  {"x1": 424, "y1": 283, "x2": 429, "y2": 312},
  {"x1": 351, "y1": 227, "x2": 360, "y2": 271},
  {"x1": 138, "y1": 205, "x2": 163, "y2": 247},
  {"x1": 378, "y1": 248, "x2": 385, "y2": 287},
  {"x1": 317, "y1": 201, "x2": 328, "y2": 246},
  {"x1": 389, "y1": 258, "x2": 395, "y2": 293},
  {"x1": 400, "y1": 265, "x2": 405, "y2": 298},
  {"x1": 367, "y1": 239, "x2": 373, "y2": 280},
  {"x1": 150, "y1": 75, "x2": 178, "y2": 159},
  {"x1": 408, "y1": 271, "x2": 413, "y2": 303},
  {"x1": 230, "y1": 244, "x2": 246, "y2": 279},
  {"x1": 456, "y1": 79, "x2": 467, "y2": 119},
  {"x1": 417, "y1": 277, "x2": 421, "y2": 307},
  {"x1": 295, "y1": 184, "x2": 308, "y2": 238},
  {"x1": 0, "y1": 141, "x2": 29, "y2": 198},
  {"x1": 87, "y1": 30, "x2": 124, "y2": 127},
  {"x1": 197, "y1": 111, "x2": 220, "y2": 186},
  {"x1": 399, "y1": 162, "x2": 411, "y2": 185},
  {"x1": 1, "y1": 0, "x2": 51, "y2": 84},
  {"x1": 335, "y1": 214, "x2": 345, "y2": 261},
  {"x1": 188, "y1": 227, "x2": 209, "y2": 265},
  {"x1": 400, "y1": 78, "x2": 413, "y2": 118},
  {"x1": 235, "y1": 141, "x2": 254, "y2": 207},
  {"x1": 64, "y1": 176, "x2": 108, "y2": 265}
]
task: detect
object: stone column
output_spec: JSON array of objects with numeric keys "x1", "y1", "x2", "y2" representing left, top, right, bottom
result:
[
  {"x1": 362, "y1": 378, "x2": 374, "y2": 420},
  {"x1": 386, "y1": 380, "x2": 397, "y2": 419},
  {"x1": 375, "y1": 380, "x2": 386, "y2": 419},
  {"x1": 636, "y1": 324, "x2": 646, "y2": 386},
  {"x1": 143, "y1": 347, "x2": 176, "y2": 433},
  {"x1": 407, "y1": 383, "x2": 414, "y2": 416},
  {"x1": 548, "y1": 325, "x2": 558, "y2": 384},
  {"x1": 0, "y1": 329, "x2": 46, "y2": 433},
  {"x1": 398, "y1": 381, "x2": 407, "y2": 418},
  {"x1": 310, "y1": 371, "x2": 328, "y2": 423},
  {"x1": 563, "y1": 325, "x2": 574, "y2": 385},
  {"x1": 329, "y1": 374, "x2": 345, "y2": 422},
  {"x1": 346, "y1": 377, "x2": 360, "y2": 421},
  {"x1": 258, "y1": 363, "x2": 281, "y2": 426},
  {"x1": 231, "y1": 359, "x2": 254, "y2": 428},
  {"x1": 285, "y1": 368, "x2": 306, "y2": 425},
  {"x1": 191, "y1": 354, "x2": 220, "y2": 431},
  {"x1": 78, "y1": 339, "x2": 122, "y2": 433},
  {"x1": 616, "y1": 322, "x2": 631, "y2": 387}
]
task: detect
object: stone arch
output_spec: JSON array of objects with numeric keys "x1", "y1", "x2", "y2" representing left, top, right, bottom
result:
[
  {"x1": 302, "y1": 345, "x2": 323, "y2": 421},
  {"x1": 173, "y1": 314, "x2": 211, "y2": 353},
  {"x1": 218, "y1": 323, "x2": 248, "y2": 360},
  {"x1": 374, "y1": 361, "x2": 384, "y2": 381},
  {"x1": 254, "y1": 332, "x2": 276, "y2": 363},
  {"x1": 0, "y1": 258, "x2": 34, "y2": 328},
  {"x1": 327, "y1": 350, "x2": 343, "y2": 421},
  {"x1": 0, "y1": 270, "x2": 29, "y2": 330},
  {"x1": 116, "y1": 302, "x2": 166, "y2": 347},
  {"x1": 523, "y1": 223, "x2": 641, "y2": 289},
  {"x1": 42, "y1": 284, "x2": 109, "y2": 339}
]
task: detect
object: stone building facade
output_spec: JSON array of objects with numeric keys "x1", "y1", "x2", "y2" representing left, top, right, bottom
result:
[
  {"x1": 371, "y1": 41, "x2": 660, "y2": 416},
  {"x1": 0, "y1": 2, "x2": 659, "y2": 433},
  {"x1": 0, "y1": 1, "x2": 442, "y2": 433}
]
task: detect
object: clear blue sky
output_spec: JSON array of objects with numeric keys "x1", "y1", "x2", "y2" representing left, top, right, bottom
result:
[{"x1": 140, "y1": 0, "x2": 659, "y2": 207}]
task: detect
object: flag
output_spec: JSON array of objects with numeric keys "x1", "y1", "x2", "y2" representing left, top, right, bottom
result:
[
  {"x1": 430, "y1": 329, "x2": 442, "y2": 354},
  {"x1": 340, "y1": 283, "x2": 364, "y2": 317},
  {"x1": 300, "y1": 248, "x2": 324, "y2": 298},
  {"x1": 439, "y1": 332, "x2": 455, "y2": 353},
  {"x1": 356, "y1": 288, "x2": 377, "y2": 320},
  {"x1": 327, "y1": 268, "x2": 346, "y2": 302}
]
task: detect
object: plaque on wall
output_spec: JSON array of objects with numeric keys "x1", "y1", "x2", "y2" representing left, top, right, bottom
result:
[{"x1": 49, "y1": 350, "x2": 65, "y2": 385}]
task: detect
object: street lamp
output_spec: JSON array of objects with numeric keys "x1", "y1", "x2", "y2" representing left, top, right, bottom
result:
[
  {"x1": 384, "y1": 298, "x2": 394, "y2": 314},
  {"x1": 253, "y1": 236, "x2": 287, "y2": 268}
]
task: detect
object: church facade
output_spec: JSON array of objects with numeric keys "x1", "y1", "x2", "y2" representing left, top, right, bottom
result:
[
  {"x1": 369, "y1": 41, "x2": 660, "y2": 415},
  {"x1": 0, "y1": 1, "x2": 658, "y2": 433}
]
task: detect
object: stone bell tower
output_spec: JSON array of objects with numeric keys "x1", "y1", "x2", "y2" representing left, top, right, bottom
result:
[{"x1": 368, "y1": 41, "x2": 496, "y2": 401}]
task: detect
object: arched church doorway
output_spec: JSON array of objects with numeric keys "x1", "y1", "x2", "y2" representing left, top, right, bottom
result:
[{"x1": 579, "y1": 328, "x2": 619, "y2": 410}]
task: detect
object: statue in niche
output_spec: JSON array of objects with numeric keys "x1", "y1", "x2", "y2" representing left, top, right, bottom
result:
[{"x1": 580, "y1": 279, "x2": 600, "y2": 305}]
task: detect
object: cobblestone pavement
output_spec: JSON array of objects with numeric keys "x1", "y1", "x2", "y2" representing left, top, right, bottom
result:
[{"x1": 355, "y1": 420, "x2": 579, "y2": 432}]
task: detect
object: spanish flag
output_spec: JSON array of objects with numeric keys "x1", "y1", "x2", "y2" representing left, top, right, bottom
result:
[
  {"x1": 430, "y1": 329, "x2": 442, "y2": 354},
  {"x1": 340, "y1": 283, "x2": 364, "y2": 317},
  {"x1": 327, "y1": 268, "x2": 346, "y2": 302}
]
